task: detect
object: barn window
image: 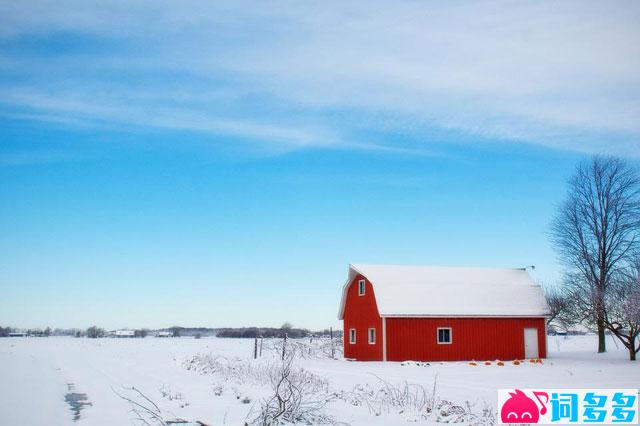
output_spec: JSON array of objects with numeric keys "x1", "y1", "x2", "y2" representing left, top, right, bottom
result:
[
  {"x1": 368, "y1": 328, "x2": 376, "y2": 344},
  {"x1": 358, "y1": 279, "x2": 366, "y2": 296},
  {"x1": 437, "y1": 327, "x2": 452, "y2": 344},
  {"x1": 349, "y1": 328, "x2": 356, "y2": 344}
]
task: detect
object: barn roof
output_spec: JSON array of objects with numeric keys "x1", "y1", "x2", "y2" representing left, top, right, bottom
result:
[{"x1": 338, "y1": 264, "x2": 550, "y2": 319}]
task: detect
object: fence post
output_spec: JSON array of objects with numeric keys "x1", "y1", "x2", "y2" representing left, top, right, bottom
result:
[
  {"x1": 330, "y1": 327, "x2": 334, "y2": 359},
  {"x1": 254, "y1": 336, "x2": 258, "y2": 359},
  {"x1": 259, "y1": 335, "x2": 263, "y2": 357}
]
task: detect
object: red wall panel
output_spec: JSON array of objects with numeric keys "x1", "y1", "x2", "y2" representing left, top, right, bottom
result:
[
  {"x1": 386, "y1": 317, "x2": 546, "y2": 362},
  {"x1": 342, "y1": 274, "x2": 383, "y2": 361}
]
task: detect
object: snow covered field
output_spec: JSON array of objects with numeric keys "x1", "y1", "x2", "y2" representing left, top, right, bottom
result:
[{"x1": 0, "y1": 335, "x2": 637, "y2": 425}]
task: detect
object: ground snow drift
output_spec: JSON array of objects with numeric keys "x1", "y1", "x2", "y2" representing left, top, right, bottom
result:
[{"x1": 0, "y1": 335, "x2": 638, "y2": 425}]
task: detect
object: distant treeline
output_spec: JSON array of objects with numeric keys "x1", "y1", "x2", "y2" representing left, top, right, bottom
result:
[
  {"x1": 0, "y1": 326, "x2": 52, "y2": 337},
  {"x1": 215, "y1": 327, "x2": 341, "y2": 339},
  {"x1": 216, "y1": 327, "x2": 310, "y2": 338},
  {"x1": 1, "y1": 325, "x2": 342, "y2": 338},
  {"x1": 159, "y1": 327, "x2": 216, "y2": 337}
]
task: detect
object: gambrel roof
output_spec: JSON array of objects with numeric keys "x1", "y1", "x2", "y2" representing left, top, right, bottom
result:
[{"x1": 338, "y1": 264, "x2": 550, "y2": 319}]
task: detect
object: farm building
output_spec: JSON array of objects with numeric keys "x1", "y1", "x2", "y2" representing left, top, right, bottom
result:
[{"x1": 338, "y1": 264, "x2": 550, "y2": 362}]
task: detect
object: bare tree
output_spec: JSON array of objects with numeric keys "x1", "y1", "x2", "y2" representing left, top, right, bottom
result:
[
  {"x1": 543, "y1": 285, "x2": 576, "y2": 331},
  {"x1": 551, "y1": 156, "x2": 640, "y2": 352},
  {"x1": 113, "y1": 386, "x2": 167, "y2": 426},
  {"x1": 603, "y1": 263, "x2": 640, "y2": 361},
  {"x1": 249, "y1": 351, "x2": 335, "y2": 425},
  {"x1": 134, "y1": 329, "x2": 148, "y2": 338},
  {"x1": 113, "y1": 385, "x2": 212, "y2": 426},
  {"x1": 86, "y1": 326, "x2": 105, "y2": 339}
]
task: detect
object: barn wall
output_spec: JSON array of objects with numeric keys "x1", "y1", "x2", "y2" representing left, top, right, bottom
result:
[
  {"x1": 386, "y1": 317, "x2": 546, "y2": 362},
  {"x1": 342, "y1": 274, "x2": 383, "y2": 361}
]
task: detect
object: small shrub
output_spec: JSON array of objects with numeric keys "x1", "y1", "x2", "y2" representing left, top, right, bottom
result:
[
  {"x1": 339, "y1": 376, "x2": 438, "y2": 421},
  {"x1": 262, "y1": 336, "x2": 343, "y2": 360},
  {"x1": 183, "y1": 354, "x2": 270, "y2": 385},
  {"x1": 159, "y1": 384, "x2": 182, "y2": 401},
  {"x1": 248, "y1": 353, "x2": 334, "y2": 425},
  {"x1": 338, "y1": 376, "x2": 495, "y2": 424},
  {"x1": 437, "y1": 400, "x2": 495, "y2": 424},
  {"x1": 213, "y1": 385, "x2": 224, "y2": 396}
]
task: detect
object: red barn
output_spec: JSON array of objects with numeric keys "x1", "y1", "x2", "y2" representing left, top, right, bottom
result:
[{"x1": 338, "y1": 264, "x2": 550, "y2": 362}]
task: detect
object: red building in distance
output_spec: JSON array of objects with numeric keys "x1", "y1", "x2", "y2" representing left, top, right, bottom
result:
[{"x1": 338, "y1": 264, "x2": 550, "y2": 362}]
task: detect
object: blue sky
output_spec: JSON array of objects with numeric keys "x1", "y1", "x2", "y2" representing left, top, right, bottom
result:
[{"x1": 1, "y1": 1, "x2": 639, "y2": 330}]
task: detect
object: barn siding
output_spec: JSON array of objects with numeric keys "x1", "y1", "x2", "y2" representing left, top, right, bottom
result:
[
  {"x1": 386, "y1": 317, "x2": 546, "y2": 362},
  {"x1": 342, "y1": 274, "x2": 383, "y2": 361}
]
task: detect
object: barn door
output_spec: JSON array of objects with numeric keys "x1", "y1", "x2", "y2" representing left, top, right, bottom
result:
[{"x1": 524, "y1": 328, "x2": 539, "y2": 358}]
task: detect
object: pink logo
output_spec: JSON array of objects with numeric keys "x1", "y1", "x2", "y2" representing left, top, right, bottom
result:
[{"x1": 501, "y1": 389, "x2": 548, "y2": 423}]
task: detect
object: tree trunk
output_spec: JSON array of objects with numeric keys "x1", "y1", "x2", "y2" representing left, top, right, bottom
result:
[
  {"x1": 597, "y1": 319, "x2": 606, "y2": 353},
  {"x1": 596, "y1": 281, "x2": 606, "y2": 353},
  {"x1": 631, "y1": 349, "x2": 637, "y2": 361}
]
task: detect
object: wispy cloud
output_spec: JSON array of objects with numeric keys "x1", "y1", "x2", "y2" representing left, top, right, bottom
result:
[
  {"x1": 1, "y1": 0, "x2": 639, "y2": 155},
  {"x1": 0, "y1": 149, "x2": 80, "y2": 166}
]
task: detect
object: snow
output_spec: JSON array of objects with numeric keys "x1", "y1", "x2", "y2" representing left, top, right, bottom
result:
[
  {"x1": 0, "y1": 335, "x2": 638, "y2": 425},
  {"x1": 339, "y1": 264, "x2": 550, "y2": 318}
]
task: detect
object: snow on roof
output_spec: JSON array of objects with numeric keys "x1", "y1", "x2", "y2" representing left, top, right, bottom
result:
[{"x1": 338, "y1": 264, "x2": 550, "y2": 319}]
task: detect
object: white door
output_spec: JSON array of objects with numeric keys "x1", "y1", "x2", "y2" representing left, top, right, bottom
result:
[{"x1": 524, "y1": 328, "x2": 539, "y2": 359}]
